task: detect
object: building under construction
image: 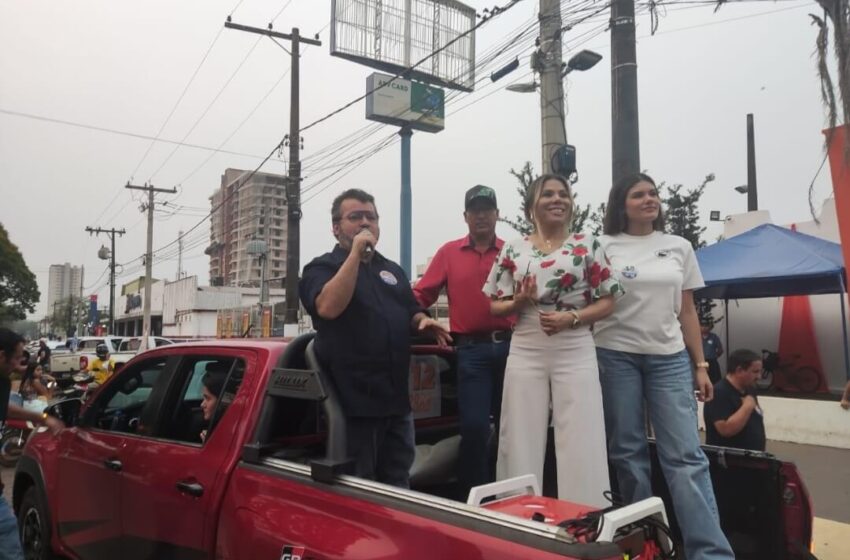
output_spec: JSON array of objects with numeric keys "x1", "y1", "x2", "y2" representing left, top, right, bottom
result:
[{"x1": 207, "y1": 168, "x2": 288, "y2": 288}]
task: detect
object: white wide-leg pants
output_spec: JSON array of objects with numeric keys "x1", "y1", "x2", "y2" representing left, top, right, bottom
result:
[{"x1": 496, "y1": 322, "x2": 611, "y2": 508}]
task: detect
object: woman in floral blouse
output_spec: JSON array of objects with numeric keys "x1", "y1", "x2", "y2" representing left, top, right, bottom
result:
[{"x1": 483, "y1": 174, "x2": 622, "y2": 507}]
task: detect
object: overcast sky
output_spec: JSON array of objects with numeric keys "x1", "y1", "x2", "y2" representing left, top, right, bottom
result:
[{"x1": 0, "y1": 0, "x2": 836, "y2": 319}]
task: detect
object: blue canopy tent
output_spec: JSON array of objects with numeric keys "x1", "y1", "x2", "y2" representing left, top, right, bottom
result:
[{"x1": 695, "y1": 224, "x2": 849, "y2": 386}]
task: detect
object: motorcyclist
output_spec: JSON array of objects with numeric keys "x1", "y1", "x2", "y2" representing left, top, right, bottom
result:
[{"x1": 88, "y1": 343, "x2": 115, "y2": 385}]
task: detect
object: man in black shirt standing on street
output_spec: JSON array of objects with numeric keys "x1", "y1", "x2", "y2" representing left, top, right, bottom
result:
[
  {"x1": 704, "y1": 349, "x2": 766, "y2": 451},
  {"x1": 0, "y1": 329, "x2": 63, "y2": 560},
  {"x1": 300, "y1": 189, "x2": 451, "y2": 488}
]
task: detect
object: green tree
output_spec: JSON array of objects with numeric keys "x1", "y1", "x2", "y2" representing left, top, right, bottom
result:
[
  {"x1": 49, "y1": 296, "x2": 87, "y2": 338},
  {"x1": 501, "y1": 162, "x2": 596, "y2": 235},
  {"x1": 0, "y1": 223, "x2": 40, "y2": 323},
  {"x1": 659, "y1": 173, "x2": 715, "y2": 249}
]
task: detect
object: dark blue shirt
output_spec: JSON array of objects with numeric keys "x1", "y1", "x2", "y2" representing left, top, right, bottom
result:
[
  {"x1": 300, "y1": 245, "x2": 423, "y2": 418},
  {"x1": 702, "y1": 332, "x2": 723, "y2": 360},
  {"x1": 704, "y1": 378, "x2": 766, "y2": 451}
]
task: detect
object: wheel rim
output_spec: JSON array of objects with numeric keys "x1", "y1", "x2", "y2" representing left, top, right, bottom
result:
[{"x1": 21, "y1": 505, "x2": 44, "y2": 560}]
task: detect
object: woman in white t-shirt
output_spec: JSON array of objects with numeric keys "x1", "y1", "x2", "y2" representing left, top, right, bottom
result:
[
  {"x1": 594, "y1": 173, "x2": 734, "y2": 560},
  {"x1": 484, "y1": 174, "x2": 622, "y2": 507}
]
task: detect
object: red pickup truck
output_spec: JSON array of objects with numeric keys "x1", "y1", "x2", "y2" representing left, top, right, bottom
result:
[{"x1": 12, "y1": 335, "x2": 814, "y2": 560}]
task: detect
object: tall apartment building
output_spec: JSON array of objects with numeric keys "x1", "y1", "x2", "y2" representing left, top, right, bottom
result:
[
  {"x1": 47, "y1": 263, "x2": 84, "y2": 313},
  {"x1": 207, "y1": 168, "x2": 289, "y2": 287}
]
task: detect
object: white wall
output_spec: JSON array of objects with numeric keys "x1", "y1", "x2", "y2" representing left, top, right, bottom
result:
[{"x1": 698, "y1": 398, "x2": 850, "y2": 449}]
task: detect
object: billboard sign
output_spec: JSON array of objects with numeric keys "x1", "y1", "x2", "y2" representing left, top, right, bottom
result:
[
  {"x1": 331, "y1": 0, "x2": 476, "y2": 92},
  {"x1": 366, "y1": 72, "x2": 444, "y2": 132}
]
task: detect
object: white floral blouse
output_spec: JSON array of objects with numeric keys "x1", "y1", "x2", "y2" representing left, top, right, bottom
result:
[{"x1": 483, "y1": 233, "x2": 623, "y2": 311}]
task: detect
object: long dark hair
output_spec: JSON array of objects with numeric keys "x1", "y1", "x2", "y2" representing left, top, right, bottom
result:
[
  {"x1": 603, "y1": 172, "x2": 666, "y2": 235},
  {"x1": 19, "y1": 361, "x2": 39, "y2": 395}
]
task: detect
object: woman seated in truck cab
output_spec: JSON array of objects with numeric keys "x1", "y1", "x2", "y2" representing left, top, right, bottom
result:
[{"x1": 199, "y1": 363, "x2": 229, "y2": 443}]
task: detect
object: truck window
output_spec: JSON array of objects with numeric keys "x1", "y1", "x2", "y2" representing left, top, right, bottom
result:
[
  {"x1": 157, "y1": 356, "x2": 246, "y2": 445},
  {"x1": 86, "y1": 357, "x2": 169, "y2": 436},
  {"x1": 78, "y1": 339, "x2": 102, "y2": 351}
]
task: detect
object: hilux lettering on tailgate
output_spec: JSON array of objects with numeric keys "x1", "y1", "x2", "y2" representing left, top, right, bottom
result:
[{"x1": 279, "y1": 545, "x2": 305, "y2": 560}]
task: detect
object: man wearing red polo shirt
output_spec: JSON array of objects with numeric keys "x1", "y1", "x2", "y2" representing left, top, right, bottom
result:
[{"x1": 414, "y1": 185, "x2": 513, "y2": 496}]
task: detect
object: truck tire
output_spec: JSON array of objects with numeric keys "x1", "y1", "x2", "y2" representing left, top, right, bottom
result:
[{"x1": 18, "y1": 486, "x2": 56, "y2": 560}]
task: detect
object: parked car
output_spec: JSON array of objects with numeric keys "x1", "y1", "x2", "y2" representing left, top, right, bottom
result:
[
  {"x1": 47, "y1": 336, "x2": 124, "y2": 376},
  {"x1": 13, "y1": 335, "x2": 815, "y2": 560},
  {"x1": 111, "y1": 336, "x2": 174, "y2": 369}
]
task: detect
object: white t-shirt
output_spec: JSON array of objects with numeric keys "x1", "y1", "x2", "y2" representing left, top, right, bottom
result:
[{"x1": 593, "y1": 231, "x2": 704, "y2": 355}]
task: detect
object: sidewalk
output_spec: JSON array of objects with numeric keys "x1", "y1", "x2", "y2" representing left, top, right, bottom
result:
[{"x1": 814, "y1": 518, "x2": 850, "y2": 559}]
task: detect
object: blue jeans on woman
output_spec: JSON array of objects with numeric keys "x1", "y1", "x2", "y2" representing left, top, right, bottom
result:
[{"x1": 597, "y1": 348, "x2": 734, "y2": 560}]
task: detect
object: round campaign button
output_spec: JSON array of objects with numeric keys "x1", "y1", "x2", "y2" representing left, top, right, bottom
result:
[{"x1": 380, "y1": 270, "x2": 398, "y2": 285}]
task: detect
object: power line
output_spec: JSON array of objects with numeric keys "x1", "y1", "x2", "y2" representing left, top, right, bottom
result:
[
  {"x1": 297, "y1": 0, "x2": 526, "y2": 135},
  {"x1": 146, "y1": 35, "x2": 265, "y2": 181},
  {"x1": 129, "y1": 27, "x2": 227, "y2": 182},
  {"x1": 0, "y1": 108, "x2": 287, "y2": 163}
]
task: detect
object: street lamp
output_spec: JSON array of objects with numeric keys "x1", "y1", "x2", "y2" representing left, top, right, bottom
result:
[
  {"x1": 734, "y1": 185, "x2": 749, "y2": 194},
  {"x1": 562, "y1": 49, "x2": 603, "y2": 76},
  {"x1": 505, "y1": 49, "x2": 603, "y2": 93}
]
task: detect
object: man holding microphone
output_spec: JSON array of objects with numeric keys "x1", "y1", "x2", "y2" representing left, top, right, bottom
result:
[{"x1": 300, "y1": 189, "x2": 451, "y2": 488}]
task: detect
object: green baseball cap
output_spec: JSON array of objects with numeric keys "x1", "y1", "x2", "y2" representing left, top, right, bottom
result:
[{"x1": 464, "y1": 185, "x2": 498, "y2": 210}]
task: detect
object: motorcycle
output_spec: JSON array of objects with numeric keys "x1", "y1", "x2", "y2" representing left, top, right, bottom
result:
[{"x1": 0, "y1": 374, "x2": 93, "y2": 467}]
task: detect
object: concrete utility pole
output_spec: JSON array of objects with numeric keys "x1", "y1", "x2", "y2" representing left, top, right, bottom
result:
[
  {"x1": 538, "y1": 0, "x2": 567, "y2": 174},
  {"x1": 610, "y1": 0, "x2": 640, "y2": 183},
  {"x1": 225, "y1": 20, "x2": 321, "y2": 336},
  {"x1": 125, "y1": 183, "x2": 177, "y2": 346},
  {"x1": 85, "y1": 226, "x2": 125, "y2": 334},
  {"x1": 177, "y1": 230, "x2": 184, "y2": 281},
  {"x1": 746, "y1": 113, "x2": 759, "y2": 212}
]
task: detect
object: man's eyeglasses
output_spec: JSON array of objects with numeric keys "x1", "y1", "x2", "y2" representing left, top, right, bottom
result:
[{"x1": 339, "y1": 211, "x2": 379, "y2": 223}]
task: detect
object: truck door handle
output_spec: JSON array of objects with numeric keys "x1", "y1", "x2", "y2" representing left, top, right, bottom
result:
[
  {"x1": 103, "y1": 459, "x2": 122, "y2": 472},
  {"x1": 176, "y1": 480, "x2": 204, "y2": 498}
]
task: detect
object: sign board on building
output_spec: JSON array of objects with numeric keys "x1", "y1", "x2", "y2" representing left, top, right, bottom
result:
[
  {"x1": 366, "y1": 73, "x2": 445, "y2": 133},
  {"x1": 331, "y1": 0, "x2": 476, "y2": 92}
]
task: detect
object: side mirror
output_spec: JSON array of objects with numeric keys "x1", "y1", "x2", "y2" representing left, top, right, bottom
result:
[{"x1": 46, "y1": 398, "x2": 83, "y2": 427}]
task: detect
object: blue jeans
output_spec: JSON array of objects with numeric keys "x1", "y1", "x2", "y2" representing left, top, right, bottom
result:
[
  {"x1": 597, "y1": 348, "x2": 733, "y2": 560},
  {"x1": 347, "y1": 413, "x2": 415, "y2": 488},
  {"x1": 0, "y1": 496, "x2": 24, "y2": 560},
  {"x1": 455, "y1": 340, "x2": 509, "y2": 494}
]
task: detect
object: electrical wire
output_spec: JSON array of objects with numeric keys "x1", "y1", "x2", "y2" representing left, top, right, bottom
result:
[
  {"x1": 0, "y1": 108, "x2": 288, "y2": 163},
  {"x1": 297, "y1": 0, "x2": 526, "y2": 135},
  {"x1": 146, "y1": 35, "x2": 265, "y2": 182}
]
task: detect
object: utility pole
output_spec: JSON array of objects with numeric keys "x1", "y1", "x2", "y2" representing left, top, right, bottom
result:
[
  {"x1": 610, "y1": 0, "x2": 640, "y2": 183},
  {"x1": 125, "y1": 182, "x2": 177, "y2": 346},
  {"x1": 537, "y1": 0, "x2": 566, "y2": 174},
  {"x1": 86, "y1": 226, "x2": 125, "y2": 334},
  {"x1": 746, "y1": 113, "x2": 759, "y2": 212},
  {"x1": 177, "y1": 230, "x2": 184, "y2": 281},
  {"x1": 225, "y1": 21, "x2": 321, "y2": 336}
]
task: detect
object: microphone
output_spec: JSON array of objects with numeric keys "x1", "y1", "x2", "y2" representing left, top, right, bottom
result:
[{"x1": 364, "y1": 243, "x2": 373, "y2": 255}]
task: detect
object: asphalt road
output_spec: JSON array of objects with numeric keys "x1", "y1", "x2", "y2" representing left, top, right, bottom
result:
[{"x1": 767, "y1": 440, "x2": 850, "y2": 524}]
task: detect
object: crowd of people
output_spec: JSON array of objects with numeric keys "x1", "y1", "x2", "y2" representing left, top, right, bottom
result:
[{"x1": 300, "y1": 173, "x2": 740, "y2": 559}]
